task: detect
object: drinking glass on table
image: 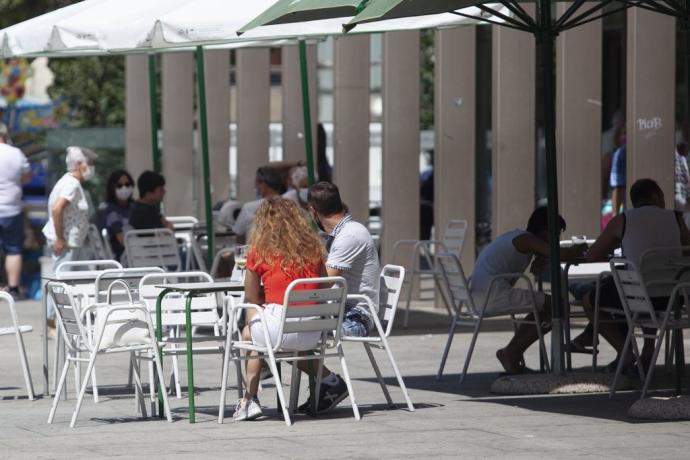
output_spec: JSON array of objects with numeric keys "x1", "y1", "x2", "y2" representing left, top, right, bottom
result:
[{"x1": 232, "y1": 244, "x2": 249, "y2": 281}]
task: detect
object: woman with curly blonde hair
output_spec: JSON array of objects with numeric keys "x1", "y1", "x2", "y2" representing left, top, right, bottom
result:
[{"x1": 234, "y1": 197, "x2": 326, "y2": 421}]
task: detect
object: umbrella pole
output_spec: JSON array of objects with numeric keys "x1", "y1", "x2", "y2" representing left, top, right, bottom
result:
[
  {"x1": 536, "y1": 0, "x2": 565, "y2": 374},
  {"x1": 148, "y1": 54, "x2": 161, "y2": 173},
  {"x1": 299, "y1": 39, "x2": 316, "y2": 185},
  {"x1": 195, "y1": 46, "x2": 215, "y2": 269}
]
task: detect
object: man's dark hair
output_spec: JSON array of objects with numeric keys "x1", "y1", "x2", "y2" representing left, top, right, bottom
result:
[
  {"x1": 630, "y1": 178, "x2": 663, "y2": 207},
  {"x1": 106, "y1": 169, "x2": 134, "y2": 204},
  {"x1": 308, "y1": 181, "x2": 344, "y2": 216},
  {"x1": 256, "y1": 166, "x2": 286, "y2": 194},
  {"x1": 137, "y1": 170, "x2": 165, "y2": 198},
  {"x1": 526, "y1": 206, "x2": 566, "y2": 235}
]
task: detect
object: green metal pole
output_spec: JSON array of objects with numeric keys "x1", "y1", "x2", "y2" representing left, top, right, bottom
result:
[
  {"x1": 195, "y1": 46, "x2": 215, "y2": 269},
  {"x1": 148, "y1": 54, "x2": 162, "y2": 174},
  {"x1": 536, "y1": 0, "x2": 565, "y2": 374},
  {"x1": 298, "y1": 40, "x2": 316, "y2": 185}
]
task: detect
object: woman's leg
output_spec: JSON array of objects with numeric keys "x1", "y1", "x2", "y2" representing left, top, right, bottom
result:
[{"x1": 242, "y1": 308, "x2": 262, "y2": 399}]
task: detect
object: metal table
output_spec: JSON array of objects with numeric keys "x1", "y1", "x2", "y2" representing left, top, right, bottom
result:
[{"x1": 154, "y1": 281, "x2": 243, "y2": 423}]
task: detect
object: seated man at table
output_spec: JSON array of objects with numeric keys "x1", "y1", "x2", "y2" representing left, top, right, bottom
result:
[
  {"x1": 129, "y1": 170, "x2": 173, "y2": 231},
  {"x1": 472, "y1": 207, "x2": 585, "y2": 374},
  {"x1": 580, "y1": 178, "x2": 690, "y2": 371}
]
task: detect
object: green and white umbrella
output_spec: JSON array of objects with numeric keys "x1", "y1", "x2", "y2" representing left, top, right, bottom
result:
[{"x1": 239, "y1": 0, "x2": 686, "y2": 374}]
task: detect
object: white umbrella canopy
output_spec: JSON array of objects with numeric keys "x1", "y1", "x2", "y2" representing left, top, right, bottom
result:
[{"x1": 0, "y1": 0, "x2": 107, "y2": 58}]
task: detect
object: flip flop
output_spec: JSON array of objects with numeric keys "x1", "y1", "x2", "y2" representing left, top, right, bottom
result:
[{"x1": 567, "y1": 341, "x2": 597, "y2": 355}]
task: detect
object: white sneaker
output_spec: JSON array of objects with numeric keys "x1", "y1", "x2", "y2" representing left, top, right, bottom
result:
[{"x1": 233, "y1": 398, "x2": 263, "y2": 421}]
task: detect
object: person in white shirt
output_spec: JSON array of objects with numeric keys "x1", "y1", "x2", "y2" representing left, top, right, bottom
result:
[
  {"x1": 471, "y1": 207, "x2": 585, "y2": 374},
  {"x1": 232, "y1": 166, "x2": 285, "y2": 244},
  {"x1": 42, "y1": 146, "x2": 97, "y2": 332},
  {"x1": 0, "y1": 124, "x2": 32, "y2": 298}
]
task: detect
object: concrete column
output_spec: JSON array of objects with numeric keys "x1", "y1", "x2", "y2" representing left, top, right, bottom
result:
[
  {"x1": 492, "y1": 24, "x2": 535, "y2": 237},
  {"x1": 626, "y1": 9, "x2": 676, "y2": 201},
  {"x1": 435, "y1": 27, "x2": 476, "y2": 269},
  {"x1": 381, "y1": 31, "x2": 420, "y2": 264},
  {"x1": 203, "y1": 49, "x2": 231, "y2": 203},
  {"x1": 125, "y1": 55, "x2": 152, "y2": 179},
  {"x1": 333, "y1": 35, "x2": 370, "y2": 223},
  {"x1": 161, "y1": 52, "x2": 195, "y2": 217},
  {"x1": 281, "y1": 44, "x2": 318, "y2": 164},
  {"x1": 236, "y1": 48, "x2": 270, "y2": 202},
  {"x1": 556, "y1": 13, "x2": 602, "y2": 238}
]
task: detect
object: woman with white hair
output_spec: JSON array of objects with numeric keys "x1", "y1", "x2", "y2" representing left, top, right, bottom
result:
[{"x1": 42, "y1": 146, "x2": 97, "y2": 335}]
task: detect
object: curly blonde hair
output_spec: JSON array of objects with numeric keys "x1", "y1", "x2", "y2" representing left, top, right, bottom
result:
[{"x1": 249, "y1": 197, "x2": 324, "y2": 276}]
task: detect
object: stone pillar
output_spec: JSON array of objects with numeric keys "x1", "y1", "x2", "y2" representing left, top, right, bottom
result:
[
  {"x1": 492, "y1": 24, "x2": 535, "y2": 237},
  {"x1": 556, "y1": 13, "x2": 602, "y2": 238},
  {"x1": 281, "y1": 44, "x2": 318, "y2": 164},
  {"x1": 381, "y1": 31, "x2": 420, "y2": 264},
  {"x1": 161, "y1": 52, "x2": 195, "y2": 217},
  {"x1": 333, "y1": 35, "x2": 370, "y2": 223},
  {"x1": 236, "y1": 49, "x2": 271, "y2": 202},
  {"x1": 435, "y1": 27, "x2": 476, "y2": 270},
  {"x1": 626, "y1": 9, "x2": 676, "y2": 201},
  {"x1": 203, "y1": 49, "x2": 231, "y2": 203},
  {"x1": 125, "y1": 55, "x2": 153, "y2": 179}
]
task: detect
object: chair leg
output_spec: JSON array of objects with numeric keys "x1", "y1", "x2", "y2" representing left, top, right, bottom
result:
[
  {"x1": 437, "y1": 317, "x2": 458, "y2": 381},
  {"x1": 265, "y1": 353, "x2": 291, "y2": 426},
  {"x1": 337, "y1": 344, "x2": 360, "y2": 421},
  {"x1": 127, "y1": 352, "x2": 134, "y2": 389},
  {"x1": 70, "y1": 352, "x2": 99, "y2": 428},
  {"x1": 363, "y1": 343, "x2": 394, "y2": 408},
  {"x1": 14, "y1": 327, "x2": 35, "y2": 400},
  {"x1": 218, "y1": 336, "x2": 232, "y2": 424},
  {"x1": 403, "y1": 273, "x2": 417, "y2": 329},
  {"x1": 460, "y1": 315, "x2": 484, "y2": 384},
  {"x1": 592, "y1": 309, "x2": 600, "y2": 372},
  {"x1": 289, "y1": 356, "x2": 301, "y2": 414},
  {"x1": 151, "y1": 343, "x2": 173, "y2": 422},
  {"x1": 52, "y1": 325, "x2": 61, "y2": 394},
  {"x1": 532, "y1": 307, "x2": 550, "y2": 372},
  {"x1": 130, "y1": 355, "x2": 147, "y2": 418},
  {"x1": 47, "y1": 357, "x2": 71, "y2": 424},
  {"x1": 609, "y1": 330, "x2": 633, "y2": 399},
  {"x1": 379, "y1": 338, "x2": 415, "y2": 412},
  {"x1": 640, "y1": 330, "x2": 666, "y2": 400}
]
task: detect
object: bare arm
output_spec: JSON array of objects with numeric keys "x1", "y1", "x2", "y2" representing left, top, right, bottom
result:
[
  {"x1": 585, "y1": 214, "x2": 623, "y2": 262},
  {"x1": 244, "y1": 269, "x2": 264, "y2": 305},
  {"x1": 51, "y1": 198, "x2": 70, "y2": 242},
  {"x1": 513, "y1": 233, "x2": 586, "y2": 262},
  {"x1": 161, "y1": 215, "x2": 173, "y2": 231},
  {"x1": 325, "y1": 266, "x2": 341, "y2": 277},
  {"x1": 116, "y1": 233, "x2": 125, "y2": 246}
]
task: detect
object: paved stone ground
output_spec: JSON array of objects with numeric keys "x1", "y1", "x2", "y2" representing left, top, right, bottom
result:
[{"x1": 2, "y1": 299, "x2": 690, "y2": 459}]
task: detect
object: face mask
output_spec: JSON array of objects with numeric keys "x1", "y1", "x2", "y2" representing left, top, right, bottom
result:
[
  {"x1": 82, "y1": 164, "x2": 95, "y2": 181},
  {"x1": 115, "y1": 186, "x2": 133, "y2": 201}
]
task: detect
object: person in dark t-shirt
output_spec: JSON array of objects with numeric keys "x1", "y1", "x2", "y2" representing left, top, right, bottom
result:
[{"x1": 129, "y1": 170, "x2": 173, "y2": 230}]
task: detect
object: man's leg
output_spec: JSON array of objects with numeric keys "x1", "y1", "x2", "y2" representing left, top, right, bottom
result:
[
  {"x1": 6, "y1": 255, "x2": 21, "y2": 289},
  {"x1": 496, "y1": 295, "x2": 552, "y2": 373},
  {"x1": 3, "y1": 213, "x2": 23, "y2": 293},
  {"x1": 581, "y1": 293, "x2": 631, "y2": 364}
]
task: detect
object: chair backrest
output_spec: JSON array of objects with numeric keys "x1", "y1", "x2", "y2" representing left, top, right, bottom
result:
[
  {"x1": 639, "y1": 246, "x2": 690, "y2": 298},
  {"x1": 210, "y1": 247, "x2": 233, "y2": 279},
  {"x1": 609, "y1": 258, "x2": 659, "y2": 327},
  {"x1": 100, "y1": 228, "x2": 115, "y2": 260},
  {"x1": 167, "y1": 216, "x2": 199, "y2": 231},
  {"x1": 124, "y1": 228, "x2": 181, "y2": 271},
  {"x1": 377, "y1": 265, "x2": 405, "y2": 337},
  {"x1": 435, "y1": 251, "x2": 478, "y2": 316},
  {"x1": 442, "y1": 219, "x2": 468, "y2": 258},
  {"x1": 86, "y1": 224, "x2": 109, "y2": 260},
  {"x1": 55, "y1": 259, "x2": 122, "y2": 277},
  {"x1": 273, "y1": 277, "x2": 347, "y2": 352},
  {"x1": 47, "y1": 282, "x2": 89, "y2": 353},
  {"x1": 138, "y1": 271, "x2": 221, "y2": 328},
  {"x1": 94, "y1": 267, "x2": 165, "y2": 303}
]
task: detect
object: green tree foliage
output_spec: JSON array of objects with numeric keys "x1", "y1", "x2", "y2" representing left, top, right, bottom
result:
[
  {"x1": 48, "y1": 56, "x2": 125, "y2": 128},
  {"x1": 420, "y1": 29, "x2": 435, "y2": 130}
]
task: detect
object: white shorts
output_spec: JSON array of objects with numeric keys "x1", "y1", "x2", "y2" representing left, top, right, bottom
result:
[
  {"x1": 249, "y1": 303, "x2": 321, "y2": 351},
  {"x1": 473, "y1": 288, "x2": 546, "y2": 316}
]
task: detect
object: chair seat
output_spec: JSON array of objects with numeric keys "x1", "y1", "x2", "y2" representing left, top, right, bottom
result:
[{"x1": 0, "y1": 325, "x2": 32, "y2": 335}]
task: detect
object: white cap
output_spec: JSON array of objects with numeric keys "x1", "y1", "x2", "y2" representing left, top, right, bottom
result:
[{"x1": 65, "y1": 146, "x2": 97, "y2": 171}]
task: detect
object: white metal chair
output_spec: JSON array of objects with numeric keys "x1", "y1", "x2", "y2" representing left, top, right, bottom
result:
[
  {"x1": 168, "y1": 216, "x2": 199, "y2": 270},
  {"x1": 47, "y1": 280, "x2": 172, "y2": 427},
  {"x1": 138, "y1": 272, "x2": 226, "y2": 401},
  {"x1": 0, "y1": 292, "x2": 35, "y2": 400},
  {"x1": 124, "y1": 229, "x2": 181, "y2": 271},
  {"x1": 218, "y1": 277, "x2": 360, "y2": 426},
  {"x1": 100, "y1": 228, "x2": 115, "y2": 260},
  {"x1": 609, "y1": 258, "x2": 690, "y2": 399},
  {"x1": 85, "y1": 224, "x2": 110, "y2": 260},
  {"x1": 343, "y1": 265, "x2": 414, "y2": 411},
  {"x1": 435, "y1": 252, "x2": 550, "y2": 382},
  {"x1": 392, "y1": 219, "x2": 468, "y2": 328}
]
